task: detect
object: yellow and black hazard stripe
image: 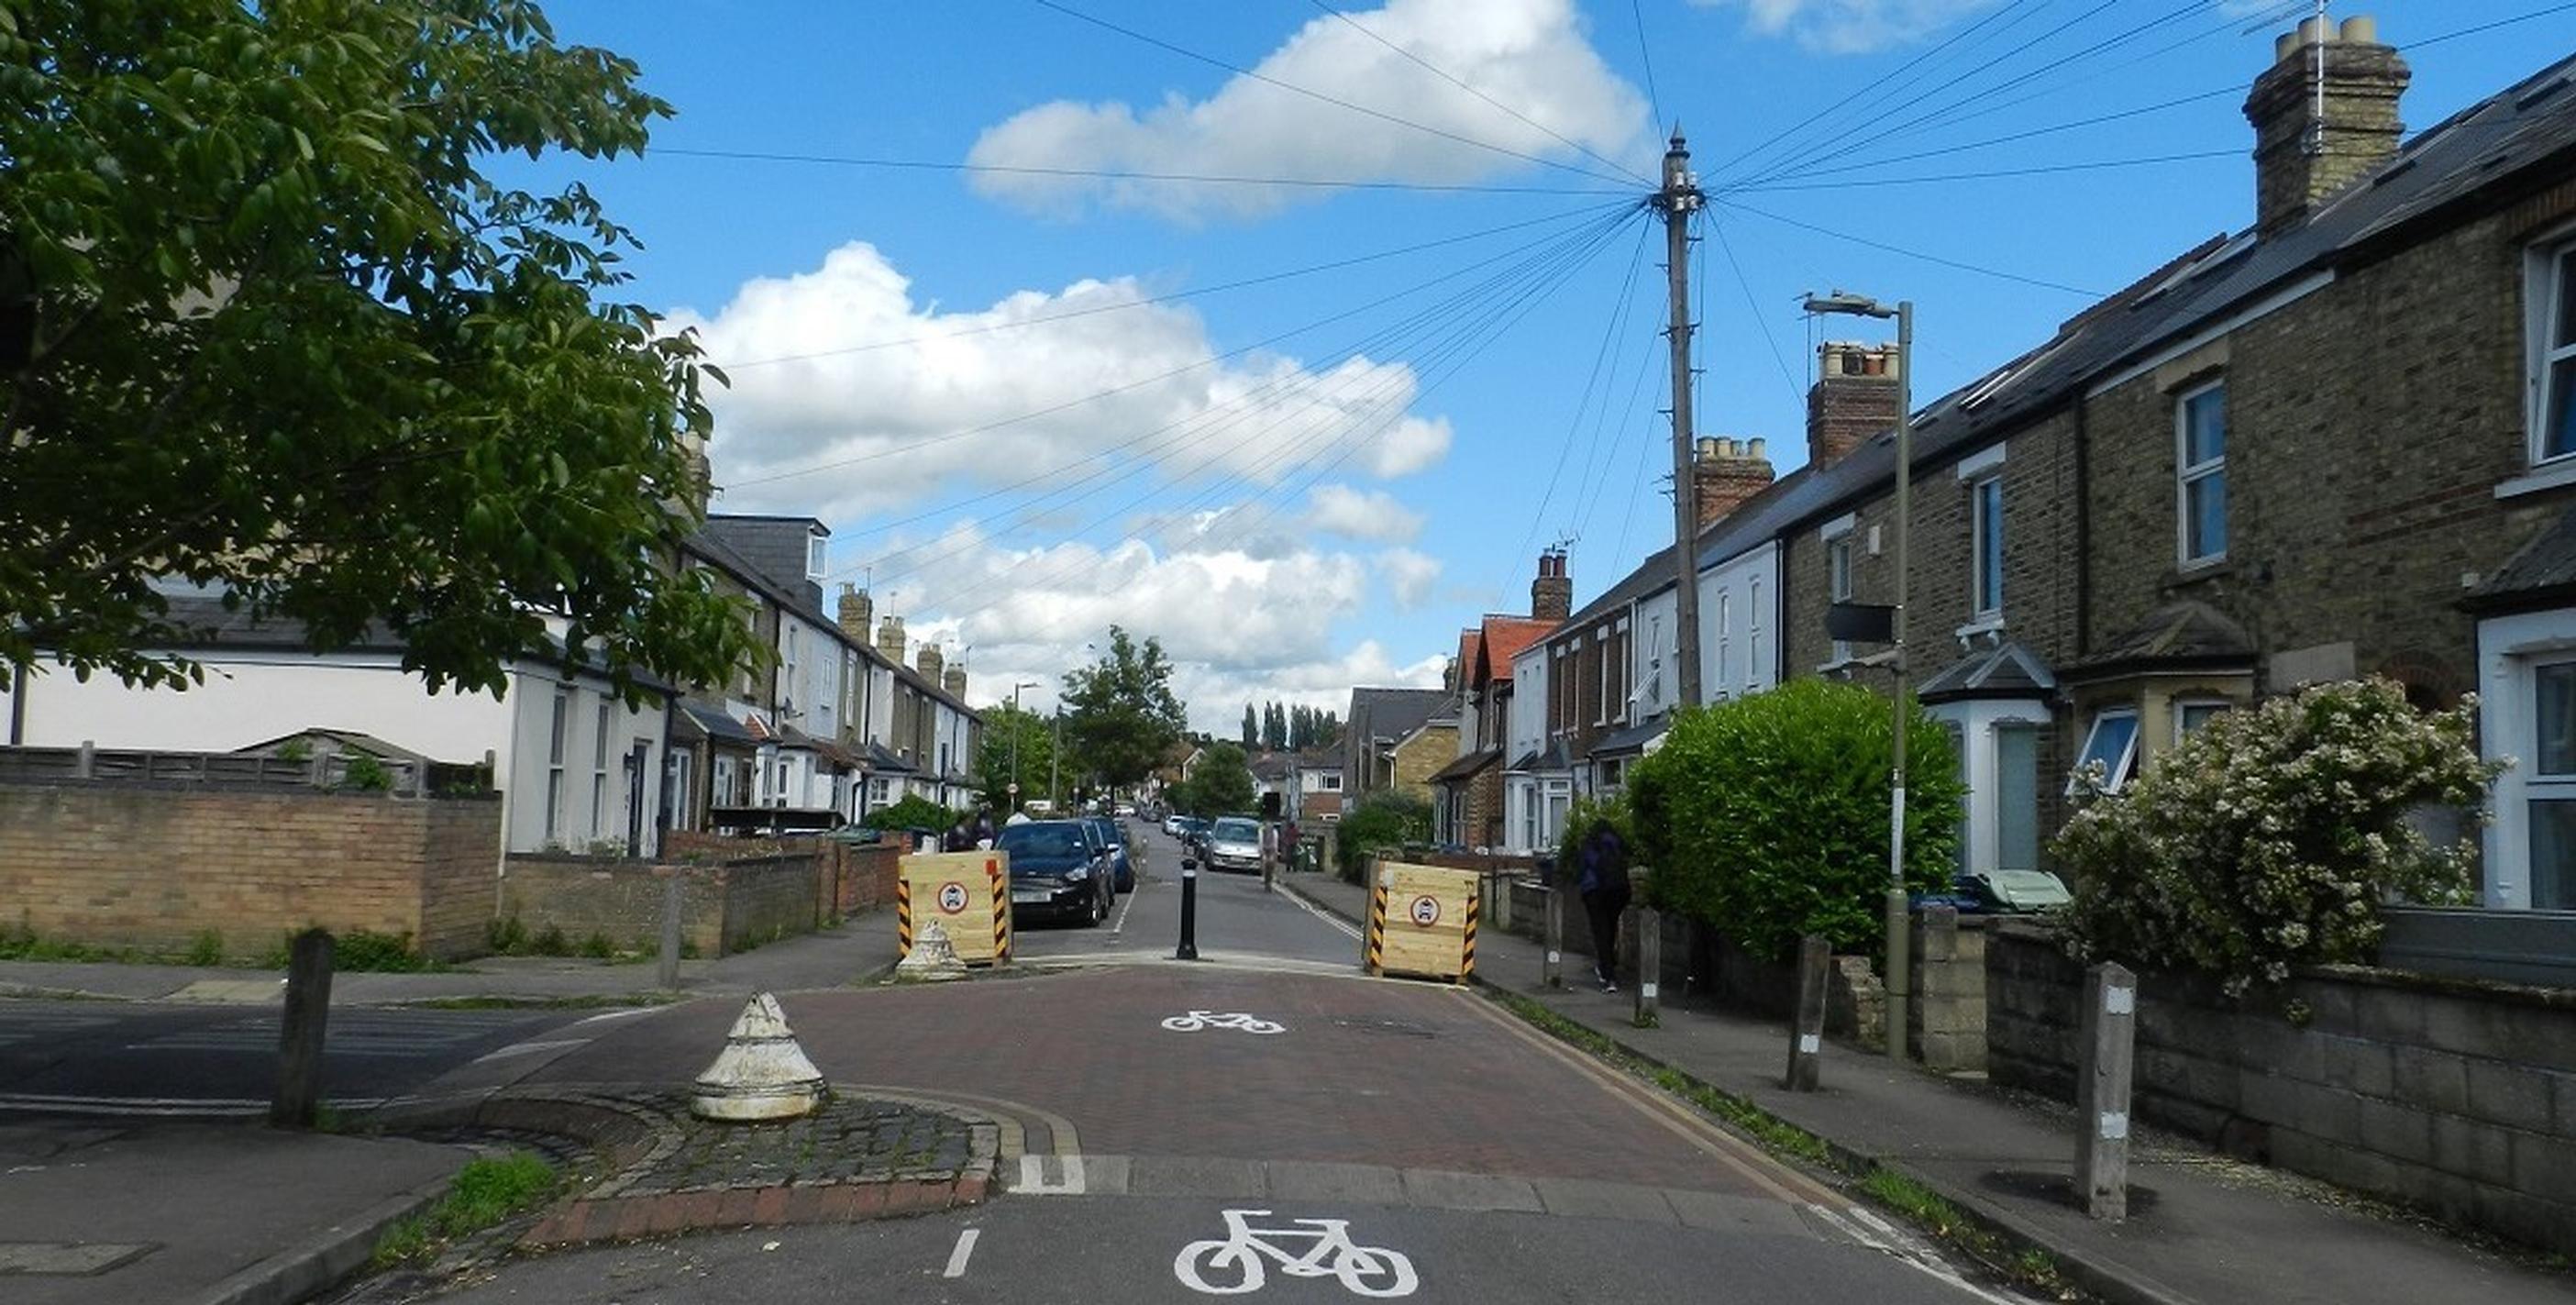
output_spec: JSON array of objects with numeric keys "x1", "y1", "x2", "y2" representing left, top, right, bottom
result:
[
  {"x1": 988, "y1": 857, "x2": 1012, "y2": 963},
  {"x1": 1366, "y1": 880, "x2": 1388, "y2": 974},
  {"x1": 1460, "y1": 886, "x2": 1479, "y2": 983},
  {"x1": 896, "y1": 874, "x2": 914, "y2": 953}
]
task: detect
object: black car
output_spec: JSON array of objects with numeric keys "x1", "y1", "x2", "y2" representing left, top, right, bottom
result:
[
  {"x1": 994, "y1": 819, "x2": 1113, "y2": 926},
  {"x1": 1087, "y1": 816, "x2": 1136, "y2": 893}
]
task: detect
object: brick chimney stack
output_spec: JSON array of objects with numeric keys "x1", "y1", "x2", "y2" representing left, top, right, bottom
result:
[
  {"x1": 1693, "y1": 437, "x2": 1775, "y2": 529},
  {"x1": 875, "y1": 615, "x2": 905, "y2": 666},
  {"x1": 1531, "y1": 550, "x2": 1572, "y2": 623},
  {"x1": 1808, "y1": 341, "x2": 1902, "y2": 470},
  {"x1": 943, "y1": 663, "x2": 967, "y2": 700},
  {"x1": 837, "y1": 584, "x2": 873, "y2": 644},
  {"x1": 916, "y1": 642, "x2": 944, "y2": 682},
  {"x1": 2245, "y1": 15, "x2": 2408, "y2": 238}
]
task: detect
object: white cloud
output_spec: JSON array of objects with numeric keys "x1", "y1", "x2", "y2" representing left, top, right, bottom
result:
[
  {"x1": 1307, "y1": 483, "x2": 1424, "y2": 543},
  {"x1": 967, "y1": 0, "x2": 1652, "y2": 220},
  {"x1": 1690, "y1": 0, "x2": 2004, "y2": 54},
  {"x1": 1375, "y1": 547, "x2": 1444, "y2": 608},
  {"x1": 677, "y1": 242, "x2": 1452, "y2": 520},
  {"x1": 859, "y1": 514, "x2": 1444, "y2": 734}
]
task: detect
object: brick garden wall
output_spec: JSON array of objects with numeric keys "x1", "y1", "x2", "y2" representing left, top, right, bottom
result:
[
  {"x1": 500, "y1": 852, "x2": 833, "y2": 957},
  {"x1": 661, "y1": 830, "x2": 900, "y2": 920},
  {"x1": 0, "y1": 782, "x2": 500, "y2": 958},
  {"x1": 1987, "y1": 919, "x2": 2576, "y2": 1255}
]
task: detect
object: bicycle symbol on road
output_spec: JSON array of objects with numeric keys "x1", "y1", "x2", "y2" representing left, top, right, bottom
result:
[
  {"x1": 1174, "y1": 1209, "x2": 1418, "y2": 1297},
  {"x1": 1160, "y1": 1011, "x2": 1286, "y2": 1035}
]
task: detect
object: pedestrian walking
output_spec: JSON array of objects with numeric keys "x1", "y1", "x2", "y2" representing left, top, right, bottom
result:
[
  {"x1": 1575, "y1": 819, "x2": 1631, "y2": 992},
  {"x1": 971, "y1": 807, "x2": 997, "y2": 850},
  {"x1": 942, "y1": 814, "x2": 974, "y2": 853}
]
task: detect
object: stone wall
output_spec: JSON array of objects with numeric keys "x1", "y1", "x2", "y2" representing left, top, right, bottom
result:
[
  {"x1": 0, "y1": 781, "x2": 500, "y2": 959},
  {"x1": 1910, "y1": 908, "x2": 1987, "y2": 1072},
  {"x1": 661, "y1": 830, "x2": 900, "y2": 921},
  {"x1": 501, "y1": 852, "x2": 828, "y2": 957},
  {"x1": 1987, "y1": 919, "x2": 2576, "y2": 1255}
]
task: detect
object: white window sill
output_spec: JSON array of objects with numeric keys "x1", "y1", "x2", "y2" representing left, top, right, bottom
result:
[
  {"x1": 1955, "y1": 614, "x2": 2005, "y2": 642},
  {"x1": 2496, "y1": 457, "x2": 2576, "y2": 501}
]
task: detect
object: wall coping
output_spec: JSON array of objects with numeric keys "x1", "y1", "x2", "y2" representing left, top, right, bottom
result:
[
  {"x1": 1986, "y1": 915, "x2": 2576, "y2": 1012},
  {"x1": 0, "y1": 780, "x2": 498, "y2": 802}
]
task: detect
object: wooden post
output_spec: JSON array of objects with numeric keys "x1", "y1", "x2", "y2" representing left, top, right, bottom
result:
[
  {"x1": 1786, "y1": 935, "x2": 1830, "y2": 1090},
  {"x1": 657, "y1": 869, "x2": 686, "y2": 990},
  {"x1": 74, "y1": 740, "x2": 94, "y2": 780},
  {"x1": 1542, "y1": 881, "x2": 1565, "y2": 990},
  {"x1": 1631, "y1": 905, "x2": 1662, "y2": 1026},
  {"x1": 271, "y1": 929, "x2": 335, "y2": 1128},
  {"x1": 2076, "y1": 961, "x2": 2139, "y2": 1221}
]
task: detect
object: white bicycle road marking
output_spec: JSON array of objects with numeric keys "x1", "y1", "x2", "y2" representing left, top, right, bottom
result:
[
  {"x1": 1160, "y1": 1011, "x2": 1287, "y2": 1034},
  {"x1": 1174, "y1": 1209, "x2": 1418, "y2": 1297}
]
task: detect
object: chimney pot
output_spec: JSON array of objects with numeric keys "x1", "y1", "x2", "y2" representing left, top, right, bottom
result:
[
  {"x1": 837, "y1": 586, "x2": 874, "y2": 643},
  {"x1": 2245, "y1": 14, "x2": 2408, "y2": 237},
  {"x1": 1531, "y1": 551, "x2": 1573, "y2": 623},
  {"x1": 2274, "y1": 30, "x2": 2297, "y2": 61},
  {"x1": 2297, "y1": 14, "x2": 2328, "y2": 46},
  {"x1": 1746, "y1": 437, "x2": 1766, "y2": 459},
  {"x1": 875, "y1": 614, "x2": 905, "y2": 665},
  {"x1": 2340, "y1": 15, "x2": 2375, "y2": 43}
]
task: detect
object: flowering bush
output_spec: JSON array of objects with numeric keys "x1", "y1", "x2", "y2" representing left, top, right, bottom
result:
[
  {"x1": 1628, "y1": 680, "x2": 1963, "y2": 961},
  {"x1": 2056, "y1": 678, "x2": 2498, "y2": 996}
]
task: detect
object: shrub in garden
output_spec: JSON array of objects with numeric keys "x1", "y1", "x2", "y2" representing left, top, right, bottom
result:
[
  {"x1": 1625, "y1": 680, "x2": 1963, "y2": 961},
  {"x1": 861, "y1": 794, "x2": 955, "y2": 834},
  {"x1": 1335, "y1": 791, "x2": 1432, "y2": 883},
  {"x1": 2056, "y1": 678, "x2": 2496, "y2": 996}
]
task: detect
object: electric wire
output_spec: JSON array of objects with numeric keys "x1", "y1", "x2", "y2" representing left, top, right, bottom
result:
[
  {"x1": 1713, "y1": 198, "x2": 2099, "y2": 296},
  {"x1": 725, "y1": 200, "x2": 1636, "y2": 492},
  {"x1": 839, "y1": 209, "x2": 1640, "y2": 583},
  {"x1": 923, "y1": 210, "x2": 1638, "y2": 626},
  {"x1": 650, "y1": 146, "x2": 1631, "y2": 198},
  {"x1": 1497, "y1": 217, "x2": 1653, "y2": 601},
  {"x1": 1712, "y1": 216, "x2": 1802, "y2": 412},
  {"x1": 1023, "y1": 0, "x2": 1642, "y2": 188},
  {"x1": 1303, "y1": 0, "x2": 1654, "y2": 185},
  {"x1": 713, "y1": 198, "x2": 1632, "y2": 370},
  {"x1": 1631, "y1": 0, "x2": 1664, "y2": 128},
  {"x1": 855, "y1": 209, "x2": 1640, "y2": 595},
  {"x1": 1731, "y1": 149, "x2": 2242, "y2": 193}
]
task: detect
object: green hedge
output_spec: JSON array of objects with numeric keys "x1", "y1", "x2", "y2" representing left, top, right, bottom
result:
[
  {"x1": 1335, "y1": 791, "x2": 1430, "y2": 883},
  {"x1": 862, "y1": 794, "x2": 955, "y2": 833},
  {"x1": 1627, "y1": 680, "x2": 1962, "y2": 962}
]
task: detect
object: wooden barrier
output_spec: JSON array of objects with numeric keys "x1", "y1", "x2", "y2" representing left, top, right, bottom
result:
[
  {"x1": 1365, "y1": 861, "x2": 1480, "y2": 984},
  {"x1": 896, "y1": 851, "x2": 1013, "y2": 966}
]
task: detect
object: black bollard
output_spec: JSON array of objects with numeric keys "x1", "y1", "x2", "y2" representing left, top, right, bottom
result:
[{"x1": 1177, "y1": 857, "x2": 1201, "y2": 960}]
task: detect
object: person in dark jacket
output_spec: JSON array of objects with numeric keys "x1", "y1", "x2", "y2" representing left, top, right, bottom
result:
[
  {"x1": 1575, "y1": 819, "x2": 1631, "y2": 992},
  {"x1": 942, "y1": 813, "x2": 974, "y2": 853}
]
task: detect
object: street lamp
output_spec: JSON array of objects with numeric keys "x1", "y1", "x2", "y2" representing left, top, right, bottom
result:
[
  {"x1": 1803, "y1": 288, "x2": 1914, "y2": 1065},
  {"x1": 1009, "y1": 681, "x2": 1039, "y2": 813}
]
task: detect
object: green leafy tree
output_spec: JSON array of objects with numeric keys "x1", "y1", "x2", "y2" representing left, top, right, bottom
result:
[
  {"x1": 1262, "y1": 701, "x2": 1287, "y2": 752},
  {"x1": 1240, "y1": 703, "x2": 1257, "y2": 748},
  {"x1": 1171, "y1": 739, "x2": 1255, "y2": 816},
  {"x1": 1627, "y1": 680, "x2": 1965, "y2": 961},
  {"x1": 1334, "y1": 791, "x2": 1432, "y2": 882},
  {"x1": 973, "y1": 702, "x2": 1057, "y2": 812},
  {"x1": 0, "y1": 0, "x2": 757, "y2": 699},
  {"x1": 2058, "y1": 679, "x2": 2496, "y2": 996},
  {"x1": 1060, "y1": 626, "x2": 1187, "y2": 793}
]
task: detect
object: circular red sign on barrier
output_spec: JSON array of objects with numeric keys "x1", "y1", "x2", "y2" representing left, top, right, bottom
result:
[
  {"x1": 1409, "y1": 895, "x2": 1441, "y2": 927},
  {"x1": 937, "y1": 881, "x2": 969, "y2": 914}
]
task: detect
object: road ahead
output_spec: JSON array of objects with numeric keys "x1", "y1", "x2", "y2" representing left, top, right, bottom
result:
[{"x1": 392, "y1": 818, "x2": 2028, "y2": 1305}]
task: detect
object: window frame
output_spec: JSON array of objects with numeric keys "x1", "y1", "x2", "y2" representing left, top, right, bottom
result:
[
  {"x1": 1746, "y1": 579, "x2": 1764, "y2": 691},
  {"x1": 2175, "y1": 380, "x2": 2228, "y2": 567},
  {"x1": 1970, "y1": 474, "x2": 2005, "y2": 620},
  {"x1": 2533, "y1": 238, "x2": 2576, "y2": 467},
  {"x1": 806, "y1": 533, "x2": 829, "y2": 581},
  {"x1": 545, "y1": 689, "x2": 571, "y2": 841},
  {"x1": 2069, "y1": 707, "x2": 2141, "y2": 795},
  {"x1": 2173, "y1": 696, "x2": 2230, "y2": 746},
  {"x1": 1828, "y1": 536, "x2": 1854, "y2": 664}
]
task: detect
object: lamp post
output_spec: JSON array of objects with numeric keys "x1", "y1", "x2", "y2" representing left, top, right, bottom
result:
[
  {"x1": 1009, "y1": 680, "x2": 1038, "y2": 813},
  {"x1": 1803, "y1": 289, "x2": 1914, "y2": 1063}
]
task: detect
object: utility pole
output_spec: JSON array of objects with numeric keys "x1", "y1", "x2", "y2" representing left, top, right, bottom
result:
[
  {"x1": 1010, "y1": 680, "x2": 1037, "y2": 813},
  {"x1": 1656, "y1": 130, "x2": 1706, "y2": 709}
]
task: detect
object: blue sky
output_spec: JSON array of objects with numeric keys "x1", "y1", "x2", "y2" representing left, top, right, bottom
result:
[{"x1": 519, "y1": 0, "x2": 2576, "y2": 730}]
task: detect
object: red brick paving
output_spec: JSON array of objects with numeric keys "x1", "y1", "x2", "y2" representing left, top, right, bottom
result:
[{"x1": 531, "y1": 967, "x2": 1771, "y2": 1196}]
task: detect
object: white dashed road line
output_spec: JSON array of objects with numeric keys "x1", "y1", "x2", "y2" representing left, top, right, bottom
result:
[{"x1": 943, "y1": 1227, "x2": 980, "y2": 1278}]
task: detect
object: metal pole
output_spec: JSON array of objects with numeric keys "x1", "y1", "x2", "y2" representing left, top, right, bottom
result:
[
  {"x1": 1660, "y1": 131, "x2": 1706, "y2": 710},
  {"x1": 1177, "y1": 860, "x2": 1200, "y2": 961},
  {"x1": 1885, "y1": 299, "x2": 1914, "y2": 1062}
]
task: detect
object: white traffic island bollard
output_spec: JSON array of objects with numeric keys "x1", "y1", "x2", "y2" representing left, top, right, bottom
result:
[
  {"x1": 895, "y1": 918, "x2": 970, "y2": 982},
  {"x1": 690, "y1": 992, "x2": 828, "y2": 1123}
]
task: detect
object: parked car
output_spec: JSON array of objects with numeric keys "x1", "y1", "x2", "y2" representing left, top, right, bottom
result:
[
  {"x1": 1174, "y1": 815, "x2": 1211, "y2": 853},
  {"x1": 1204, "y1": 816, "x2": 1263, "y2": 874},
  {"x1": 993, "y1": 819, "x2": 1113, "y2": 927},
  {"x1": 1114, "y1": 802, "x2": 1136, "y2": 818},
  {"x1": 1087, "y1": 815, "x2": 1136, "y2": 893},
  {"x1": 1162, "y1": 813, "x2": 1187, "y2": 837}
]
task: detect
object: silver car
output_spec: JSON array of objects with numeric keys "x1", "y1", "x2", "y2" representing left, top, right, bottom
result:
[{"x1": 1205, "y1": 816, "x2": 1263, "y2": 874}]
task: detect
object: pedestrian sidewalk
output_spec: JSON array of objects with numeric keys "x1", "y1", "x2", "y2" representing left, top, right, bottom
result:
[
  {"x1": 1282, "y1": 871, "x2": 2574, "y2": 1305},
  {"x1": 0, "y1": 910, "x2": 902, "y2": 1007}
]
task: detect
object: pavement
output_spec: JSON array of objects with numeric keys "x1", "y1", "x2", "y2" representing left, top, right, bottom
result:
[{"x1": 1280, "y1": 868, "x2": 2576, "y2": 1305}]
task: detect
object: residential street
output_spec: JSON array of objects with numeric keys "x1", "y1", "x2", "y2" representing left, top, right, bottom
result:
[{"x1": 318, "y1": 824, "x2": 2024, "y2": 1305}]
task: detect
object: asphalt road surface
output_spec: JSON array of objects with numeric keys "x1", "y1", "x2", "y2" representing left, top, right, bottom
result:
[
  {"x1": 407, "y1": 830, "x2": 2033, "y2": 1305},
  {"x1": 0, "y1": 1001, "x2": 581, "y2": 1115}
]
